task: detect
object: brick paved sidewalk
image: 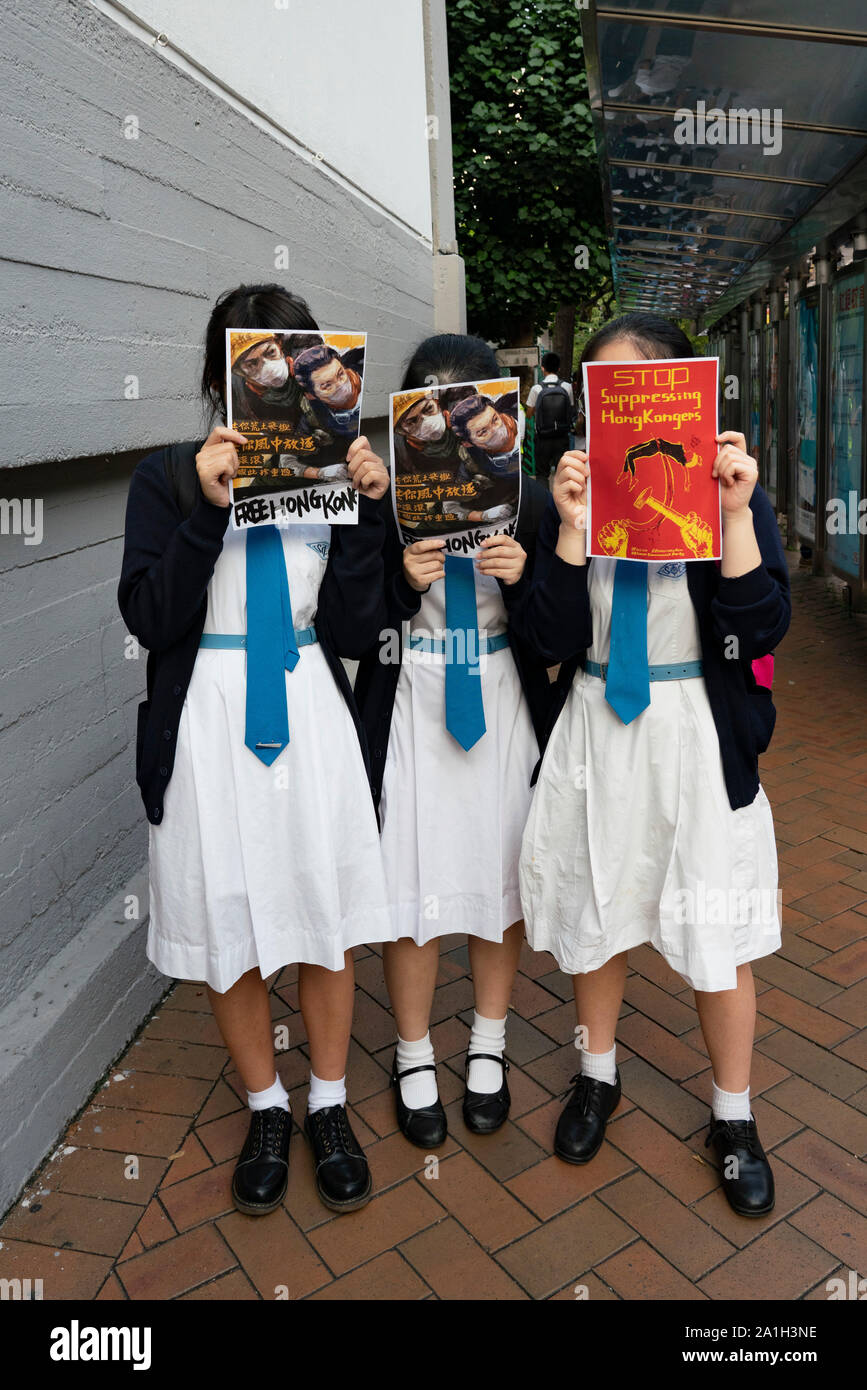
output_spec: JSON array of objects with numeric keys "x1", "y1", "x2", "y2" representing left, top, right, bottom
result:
[{"x1": 2, "y1": 563, "x2": 866, "y2": 1301}]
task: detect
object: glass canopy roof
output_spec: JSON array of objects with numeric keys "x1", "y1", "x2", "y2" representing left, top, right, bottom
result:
[{"x1": 581, "y1": 2, "x2": 867, "y2": 324}]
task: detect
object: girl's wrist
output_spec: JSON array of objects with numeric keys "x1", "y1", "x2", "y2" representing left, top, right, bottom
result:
[
  {"x1": 722, "y1": 506, "x2": 754, "y2": 533},
  {"x1": 556, "y1": 520, "x2": 587, "y2": 566}
]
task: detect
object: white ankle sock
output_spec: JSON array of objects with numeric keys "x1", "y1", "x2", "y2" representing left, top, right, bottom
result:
[
  {"x1": 307, "y1": 1072, "x2": 346, "y2": 1114},
  {"x1": 712, "y1": 1080, "x2": 751, "y2": 1122},
  {"x1": 580, "y1": 1044, "x2": 617, "y2": 1085},
  {"x1": 467, "y1": 1011, "x2": 507, "y2": 1094},
  {"x1": 247, "y1": 1074, "x2": 290, "y2": 1113},
  {"x1": 396, "y1": 1032, "x2": 438, "y2": 1109}
]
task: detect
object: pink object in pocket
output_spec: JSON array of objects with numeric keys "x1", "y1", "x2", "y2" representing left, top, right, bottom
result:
[{"x1": 752, "y1": 654, "x2": 774, "y2": 689}]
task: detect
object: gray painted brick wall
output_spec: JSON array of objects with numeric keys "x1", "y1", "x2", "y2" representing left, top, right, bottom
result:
[
  {"x1": 1, "y1": 0, "x2": 434, "y2": 468},
  {"x1": 0, "y1": 0, "x2": 434, "y2": 1210},
  {"x1": 1, "y1": 453, "x2": 146, "y2": 1008}
]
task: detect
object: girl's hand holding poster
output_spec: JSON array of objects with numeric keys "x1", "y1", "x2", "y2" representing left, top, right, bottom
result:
[
  {"x1": 583, "y1": 356, "x2": 721, "y2": 561},
  {"x1": 226, "y1": 329, "x2": 366, "y2": 529},
  {"x1": 389, "y1": 377, "x2": 522, "y2": 555}
]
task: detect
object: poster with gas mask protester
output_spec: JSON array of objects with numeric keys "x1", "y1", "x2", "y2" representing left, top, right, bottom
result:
[
  {"x1": 225, "y1": 329, "x2": 366, "y2": 529},
  {"x1": 389, "y1": 378, "x2": 522, "y2": 555}
]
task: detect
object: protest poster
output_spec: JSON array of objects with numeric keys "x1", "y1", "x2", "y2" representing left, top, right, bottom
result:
[
  {"x1": 389, "y1": 377, "x2": 522, "y2": 555},
  {"x1": 226, "y1": 329, "x2": 366, "y2": 529},
  {"x1": 583, "y1": 356, "x2": 721, "y2": 561}
]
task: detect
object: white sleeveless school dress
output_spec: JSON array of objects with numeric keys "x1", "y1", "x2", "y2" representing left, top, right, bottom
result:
[
  {"x1": 378, "y1": 572, "x2": 538, "y2": 945},
  {"x1": 147, "y1": 523, "x2": 393, "y2": 993},
  {"x1": 519, "y1": 557, "x2": 780, "y2": 993}
]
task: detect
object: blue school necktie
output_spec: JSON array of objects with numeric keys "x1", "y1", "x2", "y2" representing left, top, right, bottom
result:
[
  {"x1": 605, "y1": 560, "x2": 650, "y2": 725},
  {"x1": 244, "y1": 525, "x2": 299, "y2": 765},
  {"x1": 443, "y1": 555, "x2": 486, "y2": 751}
]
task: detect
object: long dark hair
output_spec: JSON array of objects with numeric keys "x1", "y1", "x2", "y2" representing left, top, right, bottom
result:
[
  {"x1": 580, "y1": 312, "x2": 693, "y2": 370},
  {"x1": 401, "y1": 333, "x2": 500, "y2": 390},
  {"x1": 575, "y1": 312, "x2": 694, "y2": 428},
  {"x1": 201, "y1": 283, "x2": 319, "y2": 420}
]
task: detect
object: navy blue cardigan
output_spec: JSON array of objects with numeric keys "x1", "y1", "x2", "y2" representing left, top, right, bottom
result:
[
  {"x1": 354, "y1": 476, "x2": 557, "y2": 811},
  {"x1": 507, "y1": 485, "x2": 791, "y2": 811},
  {"x1": 118, "y1": 444, "x2": 388, "y2": 825}
]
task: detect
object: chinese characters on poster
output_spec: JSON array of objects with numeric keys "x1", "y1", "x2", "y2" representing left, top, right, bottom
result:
[
  {"x1": 389, "y1": 377, "x2": 522, "y2": 555},
  {"x1": 226, "y1": 329, "x2": 366, "y2": 529}
]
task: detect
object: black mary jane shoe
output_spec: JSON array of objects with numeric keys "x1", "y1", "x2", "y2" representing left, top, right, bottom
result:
[
  {"x1": 463, "y1": 1052, "x2": 511, "y2": 1135},
  {"x1": 304, "y1": 1104, "x2": 372, "y2": 1213},
  {"x1": 231, "y1": 1105, "x2": 292, "y2": 1216},
  {"x1": 554, "y1": 1069, "x2": 621, "y2": 1165},
  {"x1": 705, "y1": 1113, "x2": 775, "y2": 1217},
  {"x1": 391, "y1": 1053, "x2": 448, "y2": 1149}
]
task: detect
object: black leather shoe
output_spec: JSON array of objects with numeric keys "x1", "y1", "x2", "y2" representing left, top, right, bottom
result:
[
  {"x1": 463, "y1": 1052, "x2": 511, "y2": 1134},
  {"x1": 555, "y1": 1069, "x2": 621, "y2": 1164},
  {"x1": 231, "y1": 1106, "x2": 291, "y2": 1216},
  {"x1": 304, "y1": 1104, "x2": 372, "y2": 1212},
  {"x1": 391, "y1": 1053, "x2": 448, "y2": 1149},
  {"x1": 705, "y1": 1113, "x2": 775, "y2": 1217}
]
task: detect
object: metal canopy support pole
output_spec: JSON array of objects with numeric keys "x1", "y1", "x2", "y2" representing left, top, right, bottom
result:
[
  {"x1": 769, "y1": 280, "x2": 786, "y2": 521},
  {"x1": 719, "y1": 317, "x2": 732, "y2": 433},
  {"x1": 738, "y1": 304, "x2": 750, "y2": 441},
  {"x1": 728, "y1": 314, "x2": 742, "y2": 435},
  {"x1": 751, "y1": 295, "x2": 767, "y2": 492},
  {"x1": 815, "y1": 245, "x2": 834, "y2": 577},
  {"x1": 786, "y1": 270, "x2": 803, "y2": 552},
  {"x1": 855, "y1": 216, "x2": 867, "y2": 607}
]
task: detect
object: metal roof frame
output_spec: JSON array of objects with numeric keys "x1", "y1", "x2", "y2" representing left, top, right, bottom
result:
[{"x1": 582, "y1": 2, "x2": 867, "y2": 324}]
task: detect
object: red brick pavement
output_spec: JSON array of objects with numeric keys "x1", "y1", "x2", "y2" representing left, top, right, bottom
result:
[{"x1": 2, "y1": 562, "x2": 866, "y2": 1301}]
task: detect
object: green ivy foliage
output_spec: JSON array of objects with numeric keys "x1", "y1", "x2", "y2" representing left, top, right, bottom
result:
[{"x1": 447, "y1": 0, "x2": 613, "y2": 343}]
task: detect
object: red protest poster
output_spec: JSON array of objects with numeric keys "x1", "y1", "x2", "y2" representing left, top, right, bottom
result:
[{"x1": 584, "y1": 357, "x2": 721, "y2": 561}]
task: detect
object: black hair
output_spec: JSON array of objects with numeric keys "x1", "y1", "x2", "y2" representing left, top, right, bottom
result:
[
  {"x1": 401, "y1": 333, "x2": 500, "y2": 390},
  {"x1": 541, "y1": 351, "x2": 560, "y2": 373},
  {"x1": 579, "y1": 312, "x2": 694, "y2": 373},
  {"x1": 202, "y1": 283, "x2": 318, "y2": 419},
  {"x1": 575, "y1": 313, "x2": 694, "y2": 424}
]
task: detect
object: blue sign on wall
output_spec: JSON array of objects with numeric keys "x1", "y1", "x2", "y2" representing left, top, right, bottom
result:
[{"x1": 827, "y1": 272, "x2": 865, "y2": 579}]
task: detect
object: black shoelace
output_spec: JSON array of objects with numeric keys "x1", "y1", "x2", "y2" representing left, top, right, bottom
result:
[
  {"x1": 706, "y1": 1117, "x2": 763, "y2": 1160},
  {"x1": 561, "y1": 1072, "x2": 605, "y2": 1114},
  {"x1": 253, "y1": 1106, "x2": 289, "y2": 1156},
  {"x1": 310, "y1": 1104, "x2": 355, "y2": 1158}
]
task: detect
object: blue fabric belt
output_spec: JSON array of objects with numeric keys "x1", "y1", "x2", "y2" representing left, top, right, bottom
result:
[
  {"x1": 586, "y1": 658, "x2": 702, "y2": 682},
  {"x1": 408, "y1": 632, "x2": 511, "y2": 656},
  {"x1": 200, "y1": 628, "x2": 318, "y2": 650}
]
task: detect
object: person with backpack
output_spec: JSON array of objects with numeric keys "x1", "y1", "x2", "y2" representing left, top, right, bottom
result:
[
  {"x1": 526, "y1": 351, "x2": 574, "y2": 483},
  {"x1": 118, "y1": 283, "x2": 396, "y2": 1220},
  {"x1": 354, "y1": 334, "x2": 555, "y2": 1147}
]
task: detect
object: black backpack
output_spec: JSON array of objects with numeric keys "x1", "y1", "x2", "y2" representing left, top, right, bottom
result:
[{"x1": 534, "y1": 380, "x2": 572, "y2": 438}]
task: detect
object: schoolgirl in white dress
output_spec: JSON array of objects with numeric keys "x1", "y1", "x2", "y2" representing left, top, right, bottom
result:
[
  {"x1": 512, "y1": 314, "x2": 790, "y2": 1218},
  {"x1": 119, "y1": 284, "x2": 396, "y2": 1218},
  {"x1": 148, "y1": 523, "x2": 391, "y2": 987},
  {"x1": 354, "y1": 335, "x2": 553, "y2": 1145}
]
